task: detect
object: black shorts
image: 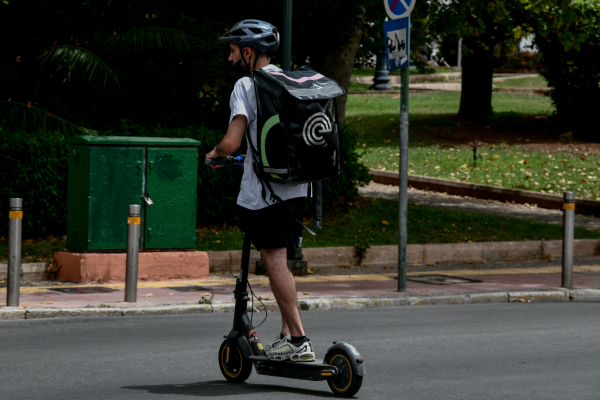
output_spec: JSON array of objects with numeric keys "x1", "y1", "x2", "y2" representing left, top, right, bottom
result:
[{"x1": 237, "y1": 197, "x2": 305, "y2": 255}]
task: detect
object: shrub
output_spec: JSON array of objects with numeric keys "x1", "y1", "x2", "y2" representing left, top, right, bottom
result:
[
  {"x1": 494, "y1": 43, "x2": 542, "y2": 71},
  {"x1": 0, "y1": 128, "x2": 68, "y2": 238},
  {"x1": 0, "y1": 122, "x2": 368, "y2": 237},
  {"x1": 531, "y1": 0, "x2": 600, "y2": 139}
]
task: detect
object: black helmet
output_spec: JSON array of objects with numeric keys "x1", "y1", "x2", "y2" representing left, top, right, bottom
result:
[{"x1": 219, "y1": 19, "x2": 280, "y2": 54}]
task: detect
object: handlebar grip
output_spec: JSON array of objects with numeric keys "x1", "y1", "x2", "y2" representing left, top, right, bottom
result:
[
  {"x1": 206, "y1": 155, "x2": 244, "y2": 166},
  {"x1": 206, "y1": 157, "x2": 229, "y2": 166}
]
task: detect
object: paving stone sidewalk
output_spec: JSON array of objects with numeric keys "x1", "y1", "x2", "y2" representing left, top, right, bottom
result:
[{"x1": 359, "y1": 181, "x2": 600, "y2": 230}]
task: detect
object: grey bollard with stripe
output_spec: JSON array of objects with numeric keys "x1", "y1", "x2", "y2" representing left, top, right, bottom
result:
[
  {"x1": 125, "y1": 204, "x2": 141, "y2": 302},
  {"x1": 562, "y1": 192, "x2": 575, "y2": 289},
  {"x1": 7, "y1": 198, "x2": 23, "y2": 307}
]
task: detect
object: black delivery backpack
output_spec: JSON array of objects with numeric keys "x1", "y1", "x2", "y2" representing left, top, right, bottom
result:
[{"x1": 251, "y1": 65, "x2": 345, "y2": 185}]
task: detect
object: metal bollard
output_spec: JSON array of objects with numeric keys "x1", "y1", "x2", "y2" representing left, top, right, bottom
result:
[
  {"x1": 7, "y1": 198, "x2": 23, "y2": 307},
  {"x1": 562, "y1": 192, "x2": 575, "y2": 289},
  {"x1": 125, "y1": 204, "x2": 141, "y2": 302}
]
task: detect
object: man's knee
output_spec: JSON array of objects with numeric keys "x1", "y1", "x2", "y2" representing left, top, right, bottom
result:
[{"x1": 261, "y1": 247, "x2": 287, "y2": 270}]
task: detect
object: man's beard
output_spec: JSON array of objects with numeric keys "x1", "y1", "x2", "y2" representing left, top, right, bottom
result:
[{"x1": 232, "y1": 58, "x2": 250, "y2": 78}]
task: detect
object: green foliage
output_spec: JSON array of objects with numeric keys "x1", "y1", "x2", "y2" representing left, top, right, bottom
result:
[
  {"x1": 528, "y1": 0, "x2": 600, "y2": 138},
  {"x1": 0, "y1": 120, "x2": 367, "y2": 237},
  {"x1": 0, "y1": 128, "x2": 69, "y2": 238},
  {"x1": 428, "y1": 0, "x2": 533, "y2": 50},
  {"x1": 0, "y1": 0, "x2": 229, "y2": 133},
  {"x1": 323, "y1": 125, "x2": 371, "y2": 213},
  {"x1": 494, "y1": 42, "x2": 542, "y2": 71}
]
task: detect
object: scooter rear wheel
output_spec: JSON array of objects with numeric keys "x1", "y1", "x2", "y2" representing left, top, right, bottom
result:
[
  {"x1": 326, "y1": 349, "x2": 363, "y2": 397},
  {"x1": 218, "y1": 339, "x2": 252, "y2": 383}
]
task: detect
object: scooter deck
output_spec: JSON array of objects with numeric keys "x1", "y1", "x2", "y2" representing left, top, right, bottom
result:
[{"x1": 249, "y1": 355, "x2": 338, "y2": 381}]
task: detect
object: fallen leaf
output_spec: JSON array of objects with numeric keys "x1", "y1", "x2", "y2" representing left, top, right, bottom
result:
[
  {"x1": 303, "y1": 292, "x2": 309, "y2": 295},
  {"x1": 558, "y1": 131, "x2": 573, "y2": 138},
  {"x1": 260, "y1": 283, "x2": 270, "y2": 288},
  {"x1": 203, "y1": 292, "x2": 212, "y2": 296},
  {"x1": 169, "y1": 293, "x2": 174, "y2": 295},
  {"x1": 464, "y1": 260, "x2": 474, "y2": 264},
  {"x1": 381, "y1": 220, "x2": 389, "y2": 225},
  {"x1": 502, "y1": 258, "x2": 510, "y2": 261},
  {"x1": 421, "y1": 290, "x2": 427, "y2": 293},
  {"x1": 213, "y1": 240, "x2": 221, "y2": 243},
  {"x1": 384, "y1": 266, "x2": 392, "y2": 269},
  {"x1": 426, "y1": 263, "x2": 434, "y2": 266},
  {"x1": 140, "y1": 293, "x2": 153, "y2": 297},
  {"x1": 40, "y1": 301, "x2": 53, "y2": 304}
]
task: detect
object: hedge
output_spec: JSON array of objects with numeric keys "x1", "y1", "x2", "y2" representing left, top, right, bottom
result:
[{"x1": 0, "y1": 123, "x2": 369, "y2": 238}]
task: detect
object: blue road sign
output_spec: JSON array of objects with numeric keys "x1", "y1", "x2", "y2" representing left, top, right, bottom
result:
[
  {"x1": 384, "y1": 0, "x2": 415, "y2": 20},
  {"x1": 384, "y1": 17, "x2": 409, "y2": 70}
]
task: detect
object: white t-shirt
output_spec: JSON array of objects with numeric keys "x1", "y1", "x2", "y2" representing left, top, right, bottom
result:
[{"x1": 229, "y1": 64, "x2": 308, "y2": 210}]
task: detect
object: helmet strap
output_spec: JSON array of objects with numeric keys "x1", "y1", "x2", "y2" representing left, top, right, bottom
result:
[{"x1": 240, "y1": 46, "x2": 249, "y2": 69}]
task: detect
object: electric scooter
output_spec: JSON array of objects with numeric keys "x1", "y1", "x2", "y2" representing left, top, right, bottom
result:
[{"x1": 206, "y1": 156, "x2": 365, "y2": 397}]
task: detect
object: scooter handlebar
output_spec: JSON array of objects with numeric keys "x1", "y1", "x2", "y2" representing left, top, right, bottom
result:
[{"x1": 205, "y1": 155, "x2": 244, "y2": 166}]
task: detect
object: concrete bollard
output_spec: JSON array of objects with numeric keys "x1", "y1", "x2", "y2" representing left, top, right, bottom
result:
[
  {"x1": 7, "y1": 198, "x2": 23, "y2": 307},
  {"x1": 562, "y1": 192, "x2": 575, "y2": 289},
  {"x1": 125, "y1": 204, "x2": 141, "y2": 302}
]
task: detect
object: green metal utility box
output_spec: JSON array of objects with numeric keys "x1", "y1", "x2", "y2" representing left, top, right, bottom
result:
[{"x1": 66, "y1": 136, "x2": 200, "y2": 252}]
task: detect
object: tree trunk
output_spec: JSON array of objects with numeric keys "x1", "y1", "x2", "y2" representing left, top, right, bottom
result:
[
  {"x1": 318, "y1": 27, "x2": 364, "y2": 126},
  {"x1": 458, "y1": 39, "x2": 495, "y2": 118}
]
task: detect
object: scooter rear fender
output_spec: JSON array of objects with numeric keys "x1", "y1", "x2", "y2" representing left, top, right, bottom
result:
[{"x1": 324, "y1": 342, "x2": 366, "y2": 376}]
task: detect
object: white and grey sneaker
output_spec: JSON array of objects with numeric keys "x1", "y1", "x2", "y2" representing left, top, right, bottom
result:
[
  {"x1": 264, "y1": 332, "x2": 291, "y2": 353},
  {"x1": 266, "y1": 336, "x2": 316, "y2": 362}
]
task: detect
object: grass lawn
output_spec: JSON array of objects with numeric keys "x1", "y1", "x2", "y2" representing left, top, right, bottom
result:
[
  {"x1": 194, "y1": 198, "x2": 600, "y2": 252},
  {"x1": 348, "y1": 81, "x2": 375, "y2": 92},
  {"x1": 495, "y1": 75, "x2": 548, "y2": 88},
  {"x1": 346, "y1": 92, "x2": 600, "y2": 200}
]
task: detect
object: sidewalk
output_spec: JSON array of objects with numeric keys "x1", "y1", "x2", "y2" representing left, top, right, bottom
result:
[{"x1": 2, "y1": 256, "x2": 599, "y2": 320}]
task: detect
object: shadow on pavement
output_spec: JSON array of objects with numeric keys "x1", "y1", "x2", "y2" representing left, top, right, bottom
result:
[{"x1": 122, "y1": 380, "x2": 336, "y2": 398}]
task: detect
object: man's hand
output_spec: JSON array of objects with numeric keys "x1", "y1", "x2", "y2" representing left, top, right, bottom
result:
[{"x1": 206, "y1": 147, "x2": 224, "y2": 169}]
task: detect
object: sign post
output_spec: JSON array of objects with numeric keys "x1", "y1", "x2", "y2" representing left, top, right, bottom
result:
[{"x1": 383, "y1": 0, "x2": 414, "y2": 292}]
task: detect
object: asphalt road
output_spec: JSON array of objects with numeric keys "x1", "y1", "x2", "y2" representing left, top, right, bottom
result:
[{"x1": 1, "y1": 303, "x2": 599, "y2": 399}]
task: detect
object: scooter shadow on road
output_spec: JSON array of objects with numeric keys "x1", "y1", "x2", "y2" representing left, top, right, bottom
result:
[{"x1": 122, "y1": 380, "x2": 338, "y2": 398}]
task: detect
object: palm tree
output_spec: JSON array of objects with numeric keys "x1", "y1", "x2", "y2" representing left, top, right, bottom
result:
[{"x1": 0, "y1": 0, "x2": 195, "y2": 135}]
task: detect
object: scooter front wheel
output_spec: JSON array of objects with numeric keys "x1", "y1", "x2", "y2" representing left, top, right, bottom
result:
[
  {"x1": 326, "y1": 349, "x2": 363, "y2": 397},
  {"x1": 218, "y1": 339, "x2": 252, "y2": 383}
]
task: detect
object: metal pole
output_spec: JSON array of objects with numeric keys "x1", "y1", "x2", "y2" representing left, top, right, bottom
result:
[
  {"x1": 457, "y1": 38, "x2": 463, "y2": 67},
  {"x1": 125, "y1": 204, "x2": 141, "y2": 302},
  {"x1": 7, "y1": 198, "x2": 23, "y2": 307},
  {"x1": 562, "y1": 192, "x2": 575, "y2": 289},
  {"x1": 282, "y1": 0, "x2": 292, "y2": 71},
  {"x1": 398, "y1": 66, "x2": 409, "y2": 292}
]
